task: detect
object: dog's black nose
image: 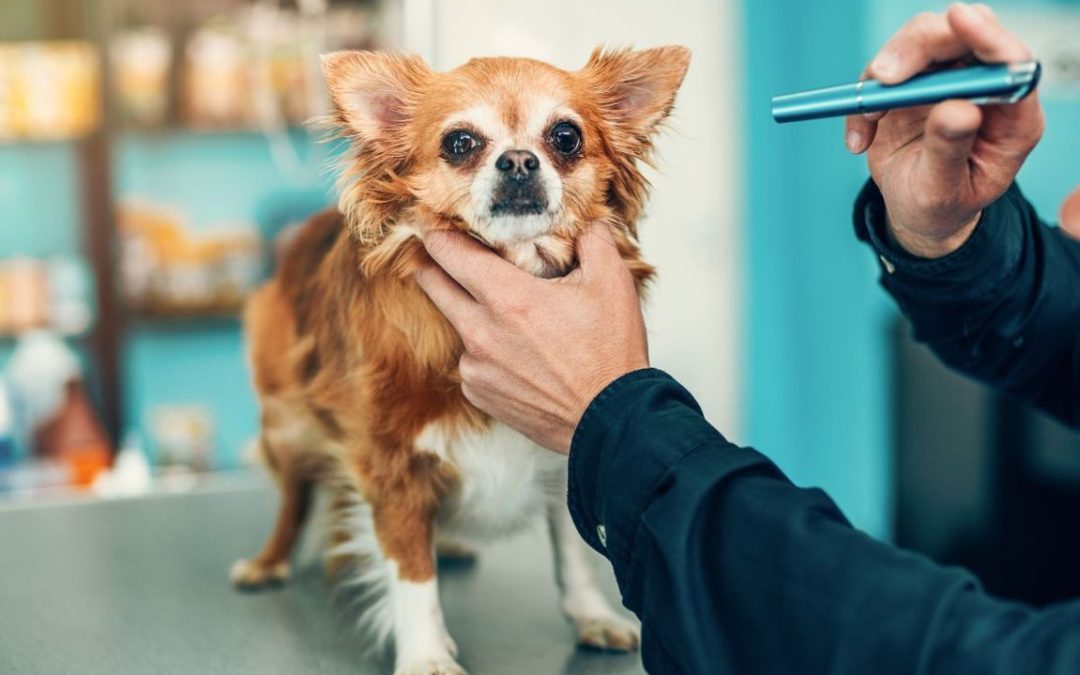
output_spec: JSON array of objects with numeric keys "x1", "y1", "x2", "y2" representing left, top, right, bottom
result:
[{"x1": 495, "y1": 150, "x2": 540, "y2": 179}]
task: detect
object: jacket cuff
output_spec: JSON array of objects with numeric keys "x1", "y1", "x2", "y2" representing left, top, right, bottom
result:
[
  {"x1": 853, "y1": 179, "x2": 1025, "y2": 299},
  {"x1": 567, "y1": 368, "x2": 730, "y2": 576}
]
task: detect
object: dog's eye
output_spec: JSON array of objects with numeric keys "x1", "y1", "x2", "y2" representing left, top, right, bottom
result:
[
  {"x1": 548, "y1": 122, "x2": 582, "y2": 155},
  {"x1": 442, "y1": 130, "x2": 481, "y2": 158}
]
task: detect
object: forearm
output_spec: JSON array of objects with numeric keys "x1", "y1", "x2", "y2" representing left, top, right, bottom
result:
[
  {"x1": 568, "y1": 371, "x2": 963, "y2": 673},
  {"x1": 855, "y1": 180, "x2": 1080, "y2": 427},
  {"x1": 569, "y1": 370, "x2": 1080, "y2": 674}
]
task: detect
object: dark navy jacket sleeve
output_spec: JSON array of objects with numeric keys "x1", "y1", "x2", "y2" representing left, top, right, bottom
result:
[
  {"x1": 854, "y1": 180, "x2": 1080, "y2": 427},
  {"x1": 569, "y1": 369, "x2": 1080, "y2": 674}
]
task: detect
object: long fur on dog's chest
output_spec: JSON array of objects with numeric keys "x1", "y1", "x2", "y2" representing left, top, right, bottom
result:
[{"x1": 416, "y1": 421, "x2": 567, "y2": 540}]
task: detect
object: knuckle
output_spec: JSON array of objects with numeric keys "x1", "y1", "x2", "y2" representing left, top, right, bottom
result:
[
  {"x1": 494, "y1": 296, "x2": 529, "y2": 321},
  {"x1": 507, "y1": 300, "x2": 530, "y2": 320},
  {"x1": 464, "y1": 326, "x2": 492, "y2": 357},
  {"x1": 460, "y1": 381, "x2": 479, "y2": 405},
  {"x1": 458, "y1": 354, "x2": 481, "y2": 384}
]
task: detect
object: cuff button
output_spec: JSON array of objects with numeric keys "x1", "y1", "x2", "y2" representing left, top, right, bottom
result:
[
  {"x1": 597, "y1": 524, "x2": 608, "y2": 548},
  {"x1": 879, "y1": 255, "x2": 896, "y2": 274}
]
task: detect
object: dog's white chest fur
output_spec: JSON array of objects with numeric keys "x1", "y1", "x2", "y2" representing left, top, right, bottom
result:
[{"x1": 415, "y1": 421, "x2": 565, "y2": 540}]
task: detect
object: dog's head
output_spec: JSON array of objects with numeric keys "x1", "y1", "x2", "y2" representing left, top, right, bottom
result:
[{"x1": 322, "y1": 46, "x2": 690, "y2": 278}]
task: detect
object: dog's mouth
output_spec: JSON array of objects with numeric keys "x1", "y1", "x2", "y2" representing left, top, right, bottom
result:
[{"x1": 490, "y1": 180, "x2": 549, "y2": 216}]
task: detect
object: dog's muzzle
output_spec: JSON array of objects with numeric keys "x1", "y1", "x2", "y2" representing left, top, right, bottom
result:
[{"x1": 490, "y1": 149, "x2": 548, "y2": 216}]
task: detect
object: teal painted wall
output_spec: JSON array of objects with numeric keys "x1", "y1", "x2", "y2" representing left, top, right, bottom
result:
[
  {"x1": 744, "y1": 0, "x2": 1080, "y2": 540},
  {"x1": 0, "y1": 142, "x2": 81, "y2": 256},
  {"x1": 744, "y1": 0, "x2": 892, "y2": 537}
]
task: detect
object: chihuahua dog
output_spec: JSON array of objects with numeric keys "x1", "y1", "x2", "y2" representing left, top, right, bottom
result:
[{"x1": 229, "y1": 45, "x2": 690, "y2": 675}]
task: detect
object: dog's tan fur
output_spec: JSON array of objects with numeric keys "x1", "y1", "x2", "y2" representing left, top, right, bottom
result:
[{"x1": 231, "y1": 46, "x2": 690, "y2": 674}]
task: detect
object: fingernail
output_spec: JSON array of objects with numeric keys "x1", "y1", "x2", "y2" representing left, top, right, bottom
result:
[
  {"x1": 846, "y1": 129, "x2": 863, "y2": 153},
  {"x1": 872, "y1": 50, "x2": 899, "y2": 78}
]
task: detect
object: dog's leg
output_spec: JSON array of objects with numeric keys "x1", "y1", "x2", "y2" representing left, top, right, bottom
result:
[
  {"x1": 547, "y1": 502, "x2": 640, "y2": 651},
  {"x1": 371, "y1": 470, "x2": 464, "y2": 675},
  {"x1": 230, "y1": 436, "x2": 313, "y2": 590}
]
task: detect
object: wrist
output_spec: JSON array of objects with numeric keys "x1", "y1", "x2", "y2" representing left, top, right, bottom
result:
[
  {"x1": 885, "y1": 209, "x2": 981, "y2": 259},
  {"x1": 574, "y1": 359, "x2": 649, "y2": 425}
]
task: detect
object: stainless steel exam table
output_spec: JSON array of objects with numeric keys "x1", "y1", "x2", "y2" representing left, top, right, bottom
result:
[{"x1": 0, "y1": 475, "x2": 645, "y2": 675}]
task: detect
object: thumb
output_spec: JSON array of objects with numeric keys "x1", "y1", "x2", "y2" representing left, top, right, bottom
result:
[
  {"x1": 918, "y1": 100, "x2": 982, "y2": 191},
  {"x1": 1061, "y1": 186, "x2": 1080, "y2": 241}
]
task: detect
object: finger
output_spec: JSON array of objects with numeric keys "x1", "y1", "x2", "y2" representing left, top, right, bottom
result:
[
  {"x1": 574, "y1": 223, "x2": 627, "y2": 283},
  {"x1": 845, "y1": 113, "x2": 875, "y2": 154},
  {"x1": 413, "y1": 261, "x2": 480, "y2": 329},
  {"x1": 422, "y1": 229, "x2": 533, "y2": 304},
  {"x1": 947, "y1": 2, "x2": 1039, "y2": 129},
  {"x1": 1061, "y1": 187, "x2": 1080, "y2": 241},
  {"x1": 459, "y1": 379, "x2": 485, "y2": 412},
  {"x1": 870, "y1": 4, "x2": 1032, "y2": 83},
  {"x1": 845, "y1": 66, "x2": 885, "y2": 153},
  {"x1": 946, "y1": 2, "x2": 1032, "y2": 64},
  {"x1": 869, "y1": 11, "x2": 970, "y2": 84},
  {"x1": 918, "y1": 99, "x2": 983, "y2": 189}
]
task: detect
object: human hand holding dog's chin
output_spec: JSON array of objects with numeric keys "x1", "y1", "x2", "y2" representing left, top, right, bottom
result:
[
  {"x1": 846, "y1": 3, "x2": 1044, "y2": 258},
  {"x1": 414, "y1": 223, "x2": 648, "y2": 454}
]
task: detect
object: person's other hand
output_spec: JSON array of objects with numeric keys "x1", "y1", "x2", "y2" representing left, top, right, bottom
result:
[
  {"x1": 413, "y1": 224, "x2": 649, "y2": 454},
  {"x1": 1060, "y1": 187, "x2": 1080, "y2": 240},
  {"x1": 846, "y1": 3, "x2": 1044, "y2": 258}
]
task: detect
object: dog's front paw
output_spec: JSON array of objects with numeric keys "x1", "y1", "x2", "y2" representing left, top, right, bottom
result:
[
  {"x1": 574, "y1": 614, "x2": 641, "y2": 652},
  {"x1": 229, "y1": 557, "x2": 289, "y2": 590},
  {"x1": 393, "y1": 659, "x2": 467, "y2": 675}
]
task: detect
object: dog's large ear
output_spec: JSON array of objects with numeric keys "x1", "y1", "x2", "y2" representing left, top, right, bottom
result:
[
  {"x1": 582, "y1": 46, "x2": 691, "y2": 140},
  {"x1": 321, "y1": 50, "x2": 432, "y2": 143}
]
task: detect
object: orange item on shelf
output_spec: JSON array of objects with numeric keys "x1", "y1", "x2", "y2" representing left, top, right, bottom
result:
[
  {"x1": 67, "y1": 443, "x2": 112, "y2": 488},
  {"x1": 35, "y1": 380, "x2": 112, "y2": 488}
]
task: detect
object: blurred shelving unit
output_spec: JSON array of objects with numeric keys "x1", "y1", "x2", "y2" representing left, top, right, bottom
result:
[
  {"x1": 104, "y1": 0, "x2": 407, "y2": 468},
  {"x1": 0, "y1": 0, "x2": 433, "y2": 481}
]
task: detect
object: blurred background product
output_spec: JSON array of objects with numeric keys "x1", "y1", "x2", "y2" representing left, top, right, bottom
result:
[
  {"x1": 150, "y1": 404, "x2": 213, "y2": 471},
  {"x1": 110, "y1": 27, "x2": 171, "y2": 128},
  {"x1": 0, "y1": 41, "x2": 101, "y2": 141},
  {"x1": 91, "y1": 428, "x2": 152, "y2": 496},
  {"x1": 1, "y1": 258, "x2": 49, "y2": 332},
  {"x1": 0, "y1": 381, "x2": 15, "y2": 480},
  {"x1": 0, "y1": 256, "x2": 94, "y2": 336},
  {"x1": 118, "y1": 199, "x2": 262, "y2": 317},
  {"x1": 3, "y1": 330, "x2": 111, "y2": 491}
]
